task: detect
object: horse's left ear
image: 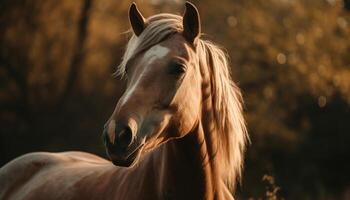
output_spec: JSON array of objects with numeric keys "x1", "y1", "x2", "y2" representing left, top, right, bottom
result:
[
  {"x1": 129, "y1": 3, "x2": 146, "y2": 36},
  {"x1": 182, "y1": 2, "x2": 201, "y2": 45}
]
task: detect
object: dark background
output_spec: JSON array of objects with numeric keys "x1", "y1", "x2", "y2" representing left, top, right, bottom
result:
[{"x1": 1, "y1": 0, "x2": 349, "y2": 199}]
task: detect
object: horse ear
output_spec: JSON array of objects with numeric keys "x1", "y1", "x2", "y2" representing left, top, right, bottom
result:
[
  {"x1": 182, "y1": 2, "x2": 201, "y2": 45},
  {"x1": 129, "y1": 3, "x2": 146, "y2": 36}
]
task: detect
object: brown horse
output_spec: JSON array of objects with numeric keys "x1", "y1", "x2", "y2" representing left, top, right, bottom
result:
[{"x1": 0, "y1": 2, "x2": 248, "y2": 200}]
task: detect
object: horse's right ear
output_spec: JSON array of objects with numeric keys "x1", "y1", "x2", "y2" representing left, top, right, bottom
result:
[
  {"x1": 129, "y1": 3, "x2": 146, "y2": 36},
  {"x1": 182, "y1": 2, "x2": 201, "y2": 45}
]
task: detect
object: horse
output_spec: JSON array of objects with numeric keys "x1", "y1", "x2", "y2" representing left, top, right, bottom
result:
[{"x1": 0, "y1": 2, "x2": 248, "y2": 200}]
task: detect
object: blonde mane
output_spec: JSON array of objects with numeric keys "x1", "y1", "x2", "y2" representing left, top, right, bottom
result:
[
  {"x1": 117, "y1": 14, "x2": 248, "y2": 190},
  {"x1": 197, "y1": 40, "x2": 248, "y2": 190}
]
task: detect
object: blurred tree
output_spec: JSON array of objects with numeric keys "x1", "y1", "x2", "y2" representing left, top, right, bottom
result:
[
  {"x1": 0, "y1": 0, "x2": 125, "y2": 167},
  {"x1": 345, "y1": 0, "x2": 350, "y2": 10},
  {"x1": 58, "y1": 0, "x2": 92, "y2": 108}
]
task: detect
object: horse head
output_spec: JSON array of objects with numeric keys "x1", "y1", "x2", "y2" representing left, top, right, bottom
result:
[{"x1": 103, "y1": 2, "x2": 203, "y2": 167}]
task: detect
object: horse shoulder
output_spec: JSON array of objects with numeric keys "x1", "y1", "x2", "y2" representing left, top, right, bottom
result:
[
  {"x1": 0, "y1": 152, "x2": 62, "y2": 199},
  {"x1": 0, "y1": 151, "x2": 109, "y2": 200},
  {"x1": 59, "y1": 151, "x2": 109, "y2": 164}
]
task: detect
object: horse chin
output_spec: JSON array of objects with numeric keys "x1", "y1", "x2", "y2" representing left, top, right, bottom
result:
[{"x1": 109, "y1": 145, "x2": 143, "y2": 168}]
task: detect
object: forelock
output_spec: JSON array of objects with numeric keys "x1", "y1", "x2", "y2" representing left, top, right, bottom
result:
[{"x1": 116, "y1": 14, "x2": 183, "y2": 77}]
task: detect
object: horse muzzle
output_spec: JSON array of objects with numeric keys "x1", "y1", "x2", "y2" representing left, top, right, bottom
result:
[{"x1": 102, "y1": 120, "x2": 144, "y2": 167}]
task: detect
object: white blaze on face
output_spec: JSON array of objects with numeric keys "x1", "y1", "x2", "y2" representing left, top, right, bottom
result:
[
  {"x1": 142, "y1": 45, "x2": 170, "y2": 66},
  {"x1": 107, "y1": 120, "x2": 116, "y2": 144},
  {"x1": 122, "y1": 45, "x2": 170, "y2": 104}
]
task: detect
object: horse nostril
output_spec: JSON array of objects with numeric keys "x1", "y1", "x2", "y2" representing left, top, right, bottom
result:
[{"x1": 116, "y1": 126, "x2": 133, "y2": 149}]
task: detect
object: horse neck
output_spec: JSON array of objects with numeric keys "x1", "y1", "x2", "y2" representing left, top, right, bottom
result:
[{"x1": 155, "y1": 91, "x2": 225, "y2": 200}]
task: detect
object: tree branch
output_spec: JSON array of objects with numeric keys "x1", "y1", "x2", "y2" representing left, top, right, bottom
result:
[{"x1": 57, "y1": 0, "x2": 93, "y2": 108}]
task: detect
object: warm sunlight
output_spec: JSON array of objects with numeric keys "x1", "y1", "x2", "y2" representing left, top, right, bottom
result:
[{"x1": 1, "y1": 0, "x2": 349, "y2": 199}]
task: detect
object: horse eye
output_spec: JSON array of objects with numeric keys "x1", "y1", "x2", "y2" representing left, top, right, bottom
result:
[{"x1": 168, "y1": 63, "x2": 186, "y2": 75}]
